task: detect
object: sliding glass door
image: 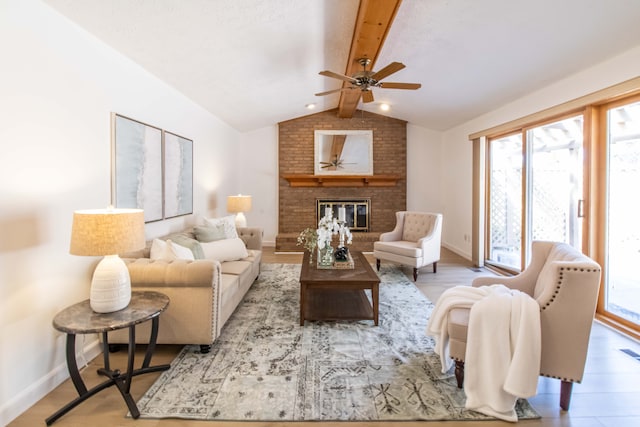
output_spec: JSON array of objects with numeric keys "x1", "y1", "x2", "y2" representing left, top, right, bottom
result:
[
  {"x1": 487, "y1": 134, "x2": 523, "y2": 269},
  {"x1": 602, "y1": 99, "x2": 640, "y2": 329},
  {"x1": 480, "y1": 91, "x2": 640, "y2": 337},
  {"x1": 528, "y1": 116, "x2": 584, "y2": 249},
  {"x1": 487, "y1": 115, "x2": 584, "y2": 271}
]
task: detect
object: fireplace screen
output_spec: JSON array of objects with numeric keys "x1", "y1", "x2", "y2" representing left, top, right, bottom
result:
[{"x1": 316, "y1": 199, "x2": 370, "y2": 232}]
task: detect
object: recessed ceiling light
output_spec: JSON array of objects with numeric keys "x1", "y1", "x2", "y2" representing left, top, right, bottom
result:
[
  {"x1": 305, "y1": 103, "x2": 316, "y2": 109},
  {"x1": 380, "y1": 103, "x2": 390, "y2": 111}
]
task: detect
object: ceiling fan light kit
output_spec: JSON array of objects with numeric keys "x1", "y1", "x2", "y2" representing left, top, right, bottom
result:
[{"x1": 316, "y1": 58, "x2": 421, "y2": 103}]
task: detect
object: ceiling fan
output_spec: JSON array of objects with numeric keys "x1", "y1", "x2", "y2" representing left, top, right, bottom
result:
[
  {"x1": 315, "y1": 58, "x2": 421, "y2": 103},
  {"x1": 320, "y1": 155, "x2": 354, "y2": 170}
]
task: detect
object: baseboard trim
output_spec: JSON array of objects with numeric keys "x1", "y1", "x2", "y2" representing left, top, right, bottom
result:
[
  {"x1": 1, "y1": 337, "x2": 102, "y2": 425},
  {"x1": 442, "y1": 242, "x2": 471, "y2": 261}
]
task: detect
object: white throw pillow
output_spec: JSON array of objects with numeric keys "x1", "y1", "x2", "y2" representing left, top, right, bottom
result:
[
  {"x1": 168, "y1": 240, "x2": 196, "y2": 261},
  {"x1": 150, "y1": 239, "x2": 195, "y2": 261},
  {"x1": 200, "y1": 237, "x2": 249, "y2": 262},
  {"x1": 203, "y1": 215, "x2": 238, "y2": 239},
  {"x1": 150, "y1": 239, "x2": 168, "y2": 260}
]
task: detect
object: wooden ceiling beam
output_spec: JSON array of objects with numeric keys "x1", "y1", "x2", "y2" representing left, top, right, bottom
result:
[{"x1": 337, "y1": 0, "x2": 403, "y2": 118}]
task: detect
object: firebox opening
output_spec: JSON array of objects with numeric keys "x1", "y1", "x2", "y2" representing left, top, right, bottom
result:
[{"x1": 316, "y1": 198, "x2": 370, "y2": 232}]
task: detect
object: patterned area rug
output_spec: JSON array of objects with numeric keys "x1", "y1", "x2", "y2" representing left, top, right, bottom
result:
[{"x1": 136, "y1": 263, "x2": 539, "y2": 421}]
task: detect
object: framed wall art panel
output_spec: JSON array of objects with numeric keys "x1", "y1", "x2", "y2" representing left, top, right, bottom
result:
[
  {"x1": 163, "y1": 131, "x2": 193, "y2": 218},
  {"x1": 111, "y1": 113, "x2": 163, "y2": 222}
]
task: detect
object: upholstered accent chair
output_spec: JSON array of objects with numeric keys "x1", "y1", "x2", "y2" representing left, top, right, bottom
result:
[
  {"x1": 373, "y1": 211, "x2": 443, "y2": 281},
  {"x1": 448, "y1": 241, "x2": 601, "y2": 410}
]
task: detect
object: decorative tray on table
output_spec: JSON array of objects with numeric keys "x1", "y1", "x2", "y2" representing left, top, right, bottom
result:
[
  {"x1": 316, "y1": 248, "x2": 355, "y2": 270},
  {"x1": 332, "y1": 248, "x2": 354, "y2": 269}
]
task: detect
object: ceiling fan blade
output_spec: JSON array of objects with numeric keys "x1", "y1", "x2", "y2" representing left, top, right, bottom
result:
[
  {"x1": 362, "y1": 90, "x2": 374, "y2": 103},
  {"x1": 315, "y1": 88, "x2": 347, "y2": 96},
  {"x1": 371, "y1": 62, "x2": 405, "y2": 81},
  {"x1": 379, "y1": 82, "x2": 422, "y2": 90},
  {"x1": 319, "y1": 70, "x2": 357, "y2": 84}
]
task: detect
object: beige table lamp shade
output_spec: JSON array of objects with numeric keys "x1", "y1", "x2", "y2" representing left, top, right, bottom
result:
[
  {"x1": 227, "y1": 195, "x2": 252, "y2": 228},
  {"x1": 70, "y1": 208, "x2": 145, "y2": 313}
]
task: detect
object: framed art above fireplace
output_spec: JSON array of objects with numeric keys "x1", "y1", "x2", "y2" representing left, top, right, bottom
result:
[{"x1": 314, "y1": 129, "x2": 373, "y2": 175}]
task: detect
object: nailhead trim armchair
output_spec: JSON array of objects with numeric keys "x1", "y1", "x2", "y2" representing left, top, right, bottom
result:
[{"x1": 447, "y1": 241, "x2": 601, "y2": 410}]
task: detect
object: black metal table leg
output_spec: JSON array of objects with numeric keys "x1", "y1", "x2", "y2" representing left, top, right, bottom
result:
[
  {"x1": 125, "y1": 325, "x2": 136, "y2": 394},
  {"x1": 102, "y1": 331, "x2": 111, "y2": 371},
  {"x1": 65, "y1": 334, "x2": 87, "y2": 396},
  {"x1": 142, "y1": 316, "x2": 160, "y2": 368}
]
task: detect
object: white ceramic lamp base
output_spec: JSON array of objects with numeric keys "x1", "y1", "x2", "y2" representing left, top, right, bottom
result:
[
  {"x1": 234, "y1": 212, "x2": 247, "y2": 228},
  {"x1": 90, "y1": 255, "x2": 132, "y2": 313}
]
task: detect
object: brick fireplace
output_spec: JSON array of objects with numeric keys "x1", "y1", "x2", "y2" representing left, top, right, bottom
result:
[{"x1": 276, "y1": 109, "x2": 407, "y2": 252}]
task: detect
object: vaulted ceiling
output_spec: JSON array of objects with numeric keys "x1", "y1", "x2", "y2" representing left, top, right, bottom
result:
[{"x1": 44, "y1": 0, "x2": 640, "y2": 132}]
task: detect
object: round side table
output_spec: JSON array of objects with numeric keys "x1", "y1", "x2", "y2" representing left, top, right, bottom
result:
[{"x1": 46, "y1": 291, "x2": 170, "y2": 425}]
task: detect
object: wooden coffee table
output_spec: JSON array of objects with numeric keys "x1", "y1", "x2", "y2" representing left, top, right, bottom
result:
[{"x1": 299, "y1": 250, "x2": 380, "y2": 326}]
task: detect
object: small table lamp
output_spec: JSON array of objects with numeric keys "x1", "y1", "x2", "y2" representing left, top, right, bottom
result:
[
  {"x1": 70, "y1": 208, "x2": 145, "y2": 313},
  {"x1": 227, "y1": 194, "x2": 252, "y2": 228}
]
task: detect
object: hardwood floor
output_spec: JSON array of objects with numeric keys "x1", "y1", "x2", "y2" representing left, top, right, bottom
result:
[{"x1": 10, "y1": 248, "x2": 640, "y2": 427}]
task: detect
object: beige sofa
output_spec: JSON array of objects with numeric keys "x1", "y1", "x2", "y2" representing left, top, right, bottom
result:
[{"x1": 108, "y1": 227, "x2": 262, "y2": 352}]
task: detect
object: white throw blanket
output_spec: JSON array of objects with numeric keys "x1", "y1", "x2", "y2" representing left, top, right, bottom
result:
[{"x1": 426, "y1": 285, "x2": 541, "y2": 422}]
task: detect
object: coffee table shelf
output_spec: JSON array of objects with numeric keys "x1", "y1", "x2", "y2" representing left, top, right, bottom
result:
[
  {"x1": 299, "y1": 250, "x2": 380, "y2": 326},
  {"x1": 303, "y1": 288, "x2": 374, "y2": 322}
]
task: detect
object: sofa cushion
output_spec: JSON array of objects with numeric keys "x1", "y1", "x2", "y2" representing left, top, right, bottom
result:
[
  {"x1": 220, "y1": 274, "x2": 240, "y2": 308},
  {"x1": 203, "y1": 215, "x2": 238, "y2": 239},
  {"x1": 244, "y1": 249, "x2": 261, "y2": 263},
  {"x1": 447, "y1": 307, "x2": 470, "y2": 341},
  {"x1": 221, "y1": 260, "x2": 253, "y2": 276},
  {"x1": 200, "y1": 237, "x2": 249, "y2": 262},
  {"x1": 373, "y1": 240, "x2": 422, "y2": 258}
]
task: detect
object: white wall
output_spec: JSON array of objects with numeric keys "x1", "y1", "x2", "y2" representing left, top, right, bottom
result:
[
  {"x1": 0, "y1": 0, "x2": 240, "y2": 423},
  {"x1": 441, "y1": 45, "x2": 640, "y2": 260},
  {"x1": 406, "y1": 124, "x2": 444, "y2": 213},
  {"x1": 238, "y1": 125, "x2": 279, "y2": 246}
]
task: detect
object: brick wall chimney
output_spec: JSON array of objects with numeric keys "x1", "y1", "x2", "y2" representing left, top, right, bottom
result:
[{"x1": 276, "y1": 109, "x2": 407, "y2": 251}]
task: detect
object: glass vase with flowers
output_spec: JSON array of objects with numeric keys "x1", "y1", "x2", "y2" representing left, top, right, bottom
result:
[
  {"x1": 316, "y1": 209, "x2": 352, "y2": 267},
  {"x1": 297, "y1": 227, "x2": 318, "y2": 265}
]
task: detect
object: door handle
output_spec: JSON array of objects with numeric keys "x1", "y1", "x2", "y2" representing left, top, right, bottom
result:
[{"x1": 578, "y1": 199, "x2": 585, "y2": 218}]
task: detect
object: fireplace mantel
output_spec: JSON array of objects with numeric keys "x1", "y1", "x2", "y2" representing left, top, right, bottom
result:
[{"x1": 282, "y1": 174, "x2": 400, "y2": 187}]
